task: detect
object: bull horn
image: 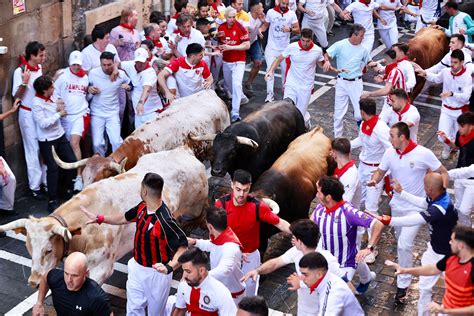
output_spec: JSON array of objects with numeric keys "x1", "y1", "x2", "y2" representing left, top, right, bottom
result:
[
  {"x1": 261, "y1": 198, "x2": 280, "y2": 215},
  {"x1": 0, "y1": 218, "x2": 28, "y2": 232},
  {"x1": 190, "y1": 134, "x2": 217, "y2": 142},
  {"x1": 52, "y1": 146, "x2": 89, "y2": 170},
  {"x1": 108, "y1": 157, "x2": 128, "y2": 174},
  {"x1": 236, "y1": 136, "x2": 259, "y2": 148},
  {"x1": 52, "y1": 225, "x2": 73, "y2": 242}
]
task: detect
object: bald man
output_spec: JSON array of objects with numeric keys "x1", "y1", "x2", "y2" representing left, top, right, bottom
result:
[
  {"x1": 33, "y1": 252, "x2": 113, "y2": 316},
  {"x1": 377, "y1": 173, "x2": 458, "y2": 316}
]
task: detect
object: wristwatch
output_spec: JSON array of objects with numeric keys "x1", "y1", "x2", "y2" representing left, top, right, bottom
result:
[{"x1": 367, "y1": 244, "x2": 375, "y2": 252}]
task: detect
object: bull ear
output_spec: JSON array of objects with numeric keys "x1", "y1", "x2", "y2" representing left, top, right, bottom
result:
[
  {"x1": 14, "y1": 227, "x2": 27, "y2": 236},
  {"x1": 69, "y1": 226, "x2": 82, "y2": 237}
]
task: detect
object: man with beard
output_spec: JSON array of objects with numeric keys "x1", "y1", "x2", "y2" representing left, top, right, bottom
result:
[{"x1": 172, "y1": 248, "x2": 237, "y2": 315}]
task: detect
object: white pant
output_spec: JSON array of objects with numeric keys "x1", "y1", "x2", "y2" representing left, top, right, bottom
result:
[
  {"x1": 437, "y1": 110, "x2": 460, "y2": 154},
  {"x1": 0, "y1": 157, "x2": 16, "y2": 210},
  {"x1": 390, "y1": 200, "x2": 424, "y2": 289},
  {"x1": 210, "y1": 55, "x2": 223, "y2": 86},
  {"x1": 378, "y1": 27, "x2": 398, "y2": 49},
  {"x1": 284, "y1": 86, "x2": 312, "y2": 125},
  {"x1": 265, "y1": 48, "x2": 286, "y2": 101},
  {"x1": 415, "y1": 11, "x2": 438, "y2": 33},
  {"x1": 18, "y1": 108, "x2": 47, "y2": 191},
  {"x1": 135, "y1": 111, "x2": 158, "y2": 129},
  {"x1": 344, "y1": 261, "x2": 373, "y2": 284},
  {"x1": 454, "y1": 178, "x2": 474, "y2": 227},
  {"x1": 91, "y1": 114, "x2": 123, "y2": 156},
  {"x1": 241, "y1": 249, "x2": 261, "y2": 296},
  {"x1": 325, "y1": 5, "x2": 335, "y2": 32},
  {"x1": 223, "y1": 61, "x2": 246, "y2": 119},
  {"x1": 418, "y1": 243, "x2": 445, "y2": 316},
  {"x1": 334, "y1": 77, "x2": 363, "y2": 137},
  {"x1": 361, "y1": 32, "x2": 374, "y2": 54},
  {"x1": 302, "y1": 16, "x2": 328, "y2": 48},
  {"x1": 358, "y1": 163, "x2": 384, "y2": 213},
  {"x1": 126, "y1": 258, "x2": 173, "y2": 316}
]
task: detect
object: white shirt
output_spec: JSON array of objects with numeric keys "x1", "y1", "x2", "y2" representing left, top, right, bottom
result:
[
  {"x1": 420, "y1": 0, "x2": 439, "y2": 17},
  {"x1": 351, "y1": 118, "x2": 392, "y2": 164},
  {"x1": 300, "y1": 0, "x2": 331, "y2": 19},
  {"x1": 282, "y1": 42, "x2": 324, "y2": 90},
  {"x1": 280, "y1": 246, "x2": 345, "y2": 316},
  {"x1": 175, "y1": 275, "x2": 237, "y2": 315},
  {"x1": 385, "y1": 103, "x2": 421, "y2": 142},
  {"x1": 81, "y1": 43, "x2": 120, "y2": 72},
  {"x1": 164, "y1": 57, "x2": 211, "y2": 97},
  {"x1": 195, "y1": 239, "x2": 245, "y2": 295},
  {"x1": 449, "y1": 164, "x2": 474, "y2": 180},
  {"x1": 426, "y1": 67, "x2": 473, "y2": 116},
  {"x1": 379, "y1": 144, "x2": 442, "y2": 205},
  {"x1": 171, "y1": 28, "x2": 206, "y2": 58},
  {"x1": 53, "y1": 68, "x2": 90, "y2": 116},
  {"x1": 427, "y1": 48, "x2": 473, "y2": 74},
  {"x1": 249, "y1": 15, "x2": 263, "y2": 44},
  {"x1": 32, "y1": 96, "x2": 65, "y2": 141},
  {"x1": 376, "y1": 0, "x2": 402, "y2": 29},
  {"x1": 12, "y1": 65, "x2": 43, "y2": 107},
  {"x1": 88, "y1": 68, "x2": 130, "y2": 117},
  {"x1": 397, "y1": 59, "x2": 416, "y2": 91},
  {"x1": 345, "y1": 1, "x2": 380, "y2": 34},
  {"x1": 338, "y1": 164, "x2": 363, "y2": 208},
  {"x1": 120, "y1": 61, "x2": 162, "y2": 114},
  {"x1": 316, "y1": 272, "x2": 364, "y2": 316},
  {"x1": 265, "y1": 9, "x2": 298, "y2": 52}
]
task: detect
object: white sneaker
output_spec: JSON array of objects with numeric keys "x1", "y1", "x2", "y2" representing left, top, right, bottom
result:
[
  {"x1": 240, "y1": 95, "x2": 249, "y2": 105},
  {"x1": 74, "y1": 176, "x2": 83, "y2": 192},
  {"x1": 364, "y1": 249, "x2": 378, "y2": 264},
  {"x1": 264, "y1": 96, "x2": 274, "y2": 103},
  {"x1": 441, "y1": 147, "x2": 451, "y2": 160}
]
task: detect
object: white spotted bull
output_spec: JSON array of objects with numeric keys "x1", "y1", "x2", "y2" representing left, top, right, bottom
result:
[{"x1": 0, "y1": 147, "x2": 208, "y2": 287}]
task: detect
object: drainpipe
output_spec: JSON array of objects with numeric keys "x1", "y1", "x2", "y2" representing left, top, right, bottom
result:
[{"x1": 165, "y1": 0, "x2": 171, "y2": 20}]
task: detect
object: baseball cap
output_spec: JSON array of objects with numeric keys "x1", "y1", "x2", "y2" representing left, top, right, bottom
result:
[
  {"x1": 68, "y1": 50, "x2": 83, "y2": 66},
  {"x1": 134, "y1": 48, "x2": 148, "y2": 63}
]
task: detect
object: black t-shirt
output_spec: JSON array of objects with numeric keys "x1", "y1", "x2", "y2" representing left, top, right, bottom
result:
[
  {"x1": 47, "y1": 269, "x2": 112, "y2": 316},
  {"x1": 455, "y1": 132, "x2": 474, "y2": 170}
]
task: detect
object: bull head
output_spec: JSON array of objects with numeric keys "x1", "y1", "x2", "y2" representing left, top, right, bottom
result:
[{"x1": 0, "y1": 218, "x2": 79, "y2": 288}]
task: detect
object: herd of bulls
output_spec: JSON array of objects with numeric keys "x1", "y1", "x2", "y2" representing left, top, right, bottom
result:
[{"x1": 0, "y1": 89, "x2": 334, "y2": 289}]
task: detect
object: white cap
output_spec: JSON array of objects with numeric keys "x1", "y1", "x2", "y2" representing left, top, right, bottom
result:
[
  {"x1": 134, "y1": 47, "x2": 148, "y2": 63},
  {"x1": 68, "y1": 50, "x2": 83, "y2": 66}
]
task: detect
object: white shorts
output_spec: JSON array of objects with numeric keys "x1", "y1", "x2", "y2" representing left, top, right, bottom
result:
[{"x1": 61, "y1": 112, "x2": 90, "y2": 139}]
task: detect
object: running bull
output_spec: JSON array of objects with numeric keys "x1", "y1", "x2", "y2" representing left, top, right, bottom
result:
[{"x1": 0, "y1": 147, "x2": 208, "y2": 287}]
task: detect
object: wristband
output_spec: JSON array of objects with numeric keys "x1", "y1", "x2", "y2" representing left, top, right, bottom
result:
[
  {"x1": 443, "y1": 138, "x2": 452, "y2": 145},
  {"x1": 380, "y1": 215, "x2": 392, "y2": 226},
  {"x1": 165, "y1": 263, "x2": 173, "y2": 274},
  {"x1": 97, "y1": 214, "x2": 105, "y2": 225}
]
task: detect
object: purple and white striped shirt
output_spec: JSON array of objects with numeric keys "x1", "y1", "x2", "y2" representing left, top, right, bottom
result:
[{"x1": 312, "y1": 202, "x2": 374, "y2": 268}]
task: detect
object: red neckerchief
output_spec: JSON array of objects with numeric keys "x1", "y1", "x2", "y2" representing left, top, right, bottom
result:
[
  {"x1": 397, "y1": 56, "x2": 409, "y2": 65},
  {"x1": 309, "y1": 273, "x2": 327, "y2": 294},
  {"x1": 171, "y1": 12, "x2": 181, "y2": 20},
  {"x1": 147, "y1": 55, "x2": 153, "y2": 63},
  {"x1": 19, "y1": 55, "x2": 40, "y2": 72},
  {"x1": 395, "y1": 140, "x2": 417, "y2": 159},
  {"x1": 459, "y1": 129, "x2": 474, "y2": 147},
  {"x1": 174, "y1": 29, "x2": 190, "y2": 39},
  {"x1": 451, "y1": 66, "x2": 466, "y2": 78},
  {"x1": 325, "y1": 200, "x2": 346, "y2": 214},
  {"x1": 361, "y1": 115, "x2": 379, "y2": 136},
  {"x1": 334, "y1": 160, "x2": 356, "y2": 179},
  {"x1": 274, "y1": 5, "x2": 289, "y2": 16},
  {"x1": 396, "y1": 101, "x2": 410, "y2": 121},
  {"x1": 211, "y1": 2, "x2": 219, "y2": 10},
  {"x1": 145, "y1": 35, "x2": 163, "y2": 48},
  {"x1": 210, "y1": 227, "x2": 243, "y2": 250},
  {"x1": 359, "y1": 0, "x2": 370, "y2": 6},
  {"x1": 35, "y1": 93, "x2": 53, "y2": 103},
  {"x1": 383, "y1": 62, "x2": 397, "y2": 80},
  {"x1": 120, "y1": 23, "x2": 135, "y2": 34},
  {"x1": 298, "y1": 40, "x2": 314, "y2": 51},
  {"x1": 70, "y1": 67, "x2": 87, "y2": 78}
]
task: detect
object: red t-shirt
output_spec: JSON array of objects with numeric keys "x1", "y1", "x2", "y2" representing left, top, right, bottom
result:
[
  {"x1": 215, "y1": 194, "x2": 280, "y2": 253},
  {"x1": 218, "y1": 21, "x2": 249, "y2": 63}
]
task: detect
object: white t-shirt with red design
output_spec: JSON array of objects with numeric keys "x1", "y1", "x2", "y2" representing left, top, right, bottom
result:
[
  {"x1": 385, "y1": 104, "x2": 420, "y2": 143},
  {"x1": 265, "y1": 9, "x2": 298, "y2": 52},
  {"x1": 53, "y1": 68, "x2": 89, "y2": 116},
  {"x1": 165, "y1": 57, "x2": 211, "y2": 97}
]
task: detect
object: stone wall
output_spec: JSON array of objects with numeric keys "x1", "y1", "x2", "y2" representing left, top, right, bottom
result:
[{"x1": 0, "y1": 0, "x2": 165, "y2": 193}]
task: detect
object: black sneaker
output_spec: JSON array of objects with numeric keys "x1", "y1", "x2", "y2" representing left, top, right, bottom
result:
[
  {"x1": 395, "y1": 287, "x2": 407, "y2": 303},
  {"x1": 47, "y1": 200, "x2": 60, "y2": 213},
  {"x1": 32, "y1": 190, "x2": 47, "y2": 200},
  {"x1": 0, "y1": 232, "x2": 6, "y2": 238}
]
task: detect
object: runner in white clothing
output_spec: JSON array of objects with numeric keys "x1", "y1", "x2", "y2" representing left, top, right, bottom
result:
[
  {"x1": 172, "y1": 248, "x2": 237, "y2": 315},
  {"x1": 188, "y1": 206, "x2": 245, "y2": 303},
  {"x1": 341, "y1": 0, "x2": 386, "y2": 53},
  {"x1": 415, "y1": 0, "x2": 441, "y2": 32},
  {"x1": 298, "y1": 252, "x2": 364, "y2": 316},
  {"x1": 417, "y1": 49, "x2": 472, "y2": 159},
  {"x1": 120, "y1": 48, "x2": 163, "y2": 128},
  {"x1": 266, "y1": 29, "x2": 336, "y2": 127},
  {"x1": 391, "y1": 43, "x2": 416, "y2": 92},
  {"x1": 170, "y1": 14, "x2": 206, "y2": 58},
  {"x1": 12, "y1": 41, "x2": 47, "y2": 198},
  {"x1": 259, "y1": 0, "x2": 299, "y2": 103},
  {"x1": 384, "y1": 89, "x2": 421, "y2": 143},
  {"x1": 241, "y1": 219, "x2": 348, "y2": 316},
  {"x1": 376, "y1": 0, "x2": 402, "y2": 49},
  {"x1": 88, "y1": 52, "x2": 131, "y2": 156},
  {"x1": 81, "y1": 25, "x2": 121, "y2": 72},
  {"x1": 425, "y1": 34, "x2": 473, "y2": 74},
  {"x1": 368, "y1": 122, "x2": 449, "y2": 302}
]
